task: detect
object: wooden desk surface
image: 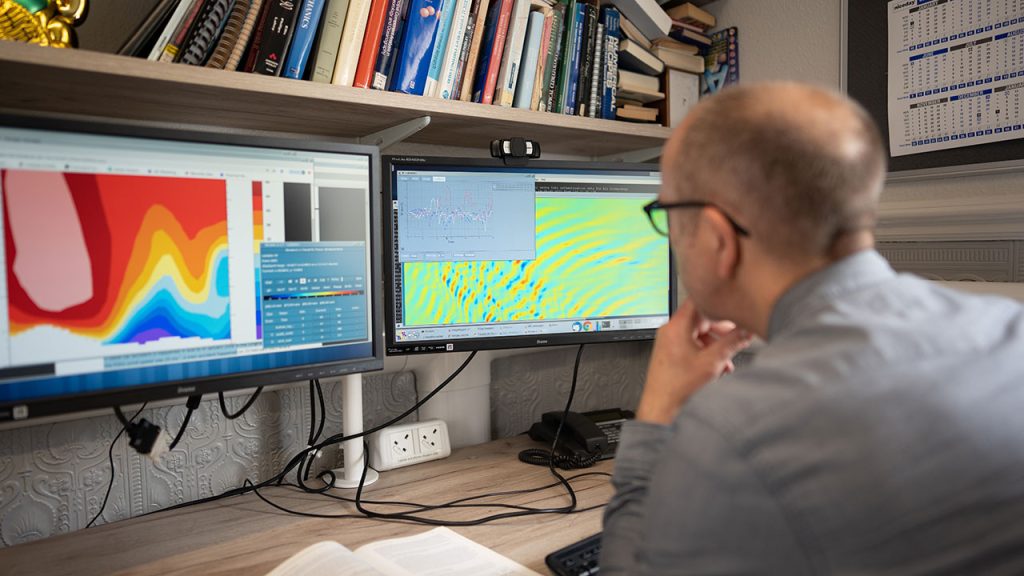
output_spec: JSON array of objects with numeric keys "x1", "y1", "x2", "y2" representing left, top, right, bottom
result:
[{"x1": 0, "y1": 436, "x2": 613, "y2": 575}]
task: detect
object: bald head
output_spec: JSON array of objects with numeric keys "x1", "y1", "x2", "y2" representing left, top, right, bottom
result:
[{"x1": 663, "y1": 82, "x2": 886, "y2": 260}]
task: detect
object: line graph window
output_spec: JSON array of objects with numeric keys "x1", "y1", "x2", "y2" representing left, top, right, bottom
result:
[{"x1": 395, "y1": 172, "x2": 536, "y2": 263}]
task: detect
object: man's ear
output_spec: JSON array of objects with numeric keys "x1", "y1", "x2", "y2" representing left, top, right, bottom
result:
[{"x1": 702, "y1": 207, "x2": 741, "y2": 280}]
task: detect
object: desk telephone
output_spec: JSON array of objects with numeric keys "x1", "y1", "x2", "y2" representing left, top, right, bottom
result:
[{"x1": 528, "y1": 408, "x2": 633, "y2": 461}]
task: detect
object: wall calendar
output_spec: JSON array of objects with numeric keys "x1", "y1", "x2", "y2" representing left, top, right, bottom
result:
[{"x1": 888, "y1": 0, "x2": 1024, "y2": 157}]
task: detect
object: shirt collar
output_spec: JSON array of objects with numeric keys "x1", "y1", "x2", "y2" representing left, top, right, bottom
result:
[{"x1": 767, "y1": 250, "x2": 896, "y2": 340}]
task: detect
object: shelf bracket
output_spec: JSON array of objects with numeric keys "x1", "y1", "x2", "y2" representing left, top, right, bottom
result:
[
  {"x1": 357, "y1": 116, "x2": 431, "y2": 150},
  {"x1": 593, "y1": 146, "x2": 663, "y2": 164}
]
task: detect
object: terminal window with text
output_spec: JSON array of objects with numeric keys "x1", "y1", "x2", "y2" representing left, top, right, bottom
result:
[
  {"x1": 385, "y1": 158, "x2": 673, "y2": 354},
  {"x1": 0, "y1": 121, "x2": 382, "y2": 420}
]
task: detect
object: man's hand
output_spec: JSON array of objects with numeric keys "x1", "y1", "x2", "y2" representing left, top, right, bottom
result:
[{"x1": 636, "y1": 298, "x2": 753, "y2": 425}]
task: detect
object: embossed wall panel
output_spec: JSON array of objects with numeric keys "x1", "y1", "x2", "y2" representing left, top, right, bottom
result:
[
  {"x1": 877, "y1": 241, "x2": 1019, "y2": 282},
  {"x1": 0, "y1": 372, "x2": 415, "y2": 548}
]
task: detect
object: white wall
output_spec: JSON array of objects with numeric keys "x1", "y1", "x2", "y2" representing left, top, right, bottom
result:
[{"x1": 705, "y1": 0, "x2": 1024, "y2": 242}]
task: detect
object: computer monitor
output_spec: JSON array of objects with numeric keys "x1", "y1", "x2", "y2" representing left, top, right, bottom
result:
[
  {"x1": 0, "y1": 116, "x2": 383, "y2": 421},
  {"x1": 383, "y1": 156, "x2": 674, "y2": 355}
]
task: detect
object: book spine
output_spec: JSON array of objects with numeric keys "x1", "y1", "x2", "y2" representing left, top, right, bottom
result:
[
  {"x1": 599, "y1": 6, "x2": 619, "y2": 120},
  {"x1": 121, "y1": 0, "x2": 181, "y2": 56},
  {"x1": 159, "y1": 0, "x2": 206, "y2": 62},
  {"x1": 541, "y1": 3, "x2": 564, "y2": 112},
  {"x1": 529, "y1": 8, "x2": 552, "y2": 111},
  {"x1": 332, "y1": 0, "x2": 373, "y2": 86},
  {"x1": 391, "y1": 0, "x2": 446, "y2": 95},
  {"x1": 206, "y1": 0, "x2": 253, "y2": 68},
  {"x1": 512, "y1": 10, "x2": 544, "y2": 108},
  {"x1": 423, "y1": 0, "x2": 458, "y2": 97},
  {"x1": 371, "y1": 0, "x2": 408, "y2": 89},
  {"x1": 552, "y1": 0, "x2": 574, "y2": 114},
  {"x1": 248, "y1": 0, "x2": 301, "y2": 75},
  {"x1": 353, "y1": 0, "x2": 391, "y2": 87},
  {"x1": 242, "y1": 0, "x2": 274, "y2": 71},
  {"x1": 179, "y1": 0, "x2": 232, "y2": 66},
  {"x1": 282, "y1": 0, "x2": 327, "y2": 78},
  {"x1": 587, "y1": 21, "x2": 602, "y2": 117},
  {"x1": 575, "y1": 0, "x2": 596, "y2": 116},
  {"x1": 450, "y1": 0, "x2": 481, "y2": 99},
  {"x1": 310, "y1": 0, "x2": 349, "y2": 82},
  {"x1": 227, "y1": 0, "x2": 265, "y2": 69},
  {"x1": 149, "y1": 0, "x2": 196, "y2": 60},
  {"x1": 436, "y1": 0, "x2": 473, "y2": 99},
  {"x1": 458, "y1": 0, "x2": 491, "y2": 100},
  {"x1": 478, "y1": 0, "x2": 514, "y2": 104},
  {"x1": 562, "y1": 3, "x2": 584, "y2": 114},
  {"x1": 495, "y1": 0, "x2": 531, "y2": 107}
]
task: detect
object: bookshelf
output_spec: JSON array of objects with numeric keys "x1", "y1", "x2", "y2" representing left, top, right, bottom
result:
[{"x1": 0, "y1": 41, "x2": 672, "y2": 158}]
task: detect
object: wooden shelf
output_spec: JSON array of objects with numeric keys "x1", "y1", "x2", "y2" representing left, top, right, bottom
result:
[{"x1": 0, "y1": 42, "x2": 671, "y2": 158}]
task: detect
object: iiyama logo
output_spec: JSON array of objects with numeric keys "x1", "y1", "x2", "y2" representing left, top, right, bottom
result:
[
  {"x1": 177, "y1": 386, "x2": 197, "y2": 394},
  {"x1": 536, "y1": 339, "x2": 549, "y2": 344}
]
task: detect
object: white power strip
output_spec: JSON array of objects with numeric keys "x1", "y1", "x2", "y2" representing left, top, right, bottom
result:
[{"x1": 368, "y1": 419, "x2": 451, "y2": 471}]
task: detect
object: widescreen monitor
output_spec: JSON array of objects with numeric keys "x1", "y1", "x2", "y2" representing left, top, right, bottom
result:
[
  {"x1": 384, "y1": 156, "x2": 674, "y2": 355},
  {"x1": 0, "y1": 116, "x2": 383, "y2": 421}
]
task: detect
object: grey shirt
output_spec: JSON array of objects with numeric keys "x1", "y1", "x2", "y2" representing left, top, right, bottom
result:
[{"x1": 601, "y1": 251, "x2": 1024, "y2": 575}]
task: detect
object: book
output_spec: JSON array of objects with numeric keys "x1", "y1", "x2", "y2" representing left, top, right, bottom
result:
[
  {"x1": 651, "y1": 35, "x2": 696, "y2": 54},
  {"x1": 392, "y1": 0, "x2": 447, "y2": 95},
  {"x1": 179, "y1": 0, "x2": 234, "y2": 65},
  {"x1": 668, "y1": 24, "x2": 710, "y2": 47},
  {"x1": 650, "y1": 41, "x2": 702, "y2": 74},
  {"x1": 495, "y1": 0, "x2": 533, "y2": 107},
  {"x1": 371, "y1": 0, "x2": 408, "y2": 89},
  {"x1": 435, "y1": 0, "x2": 474, "y2": 98},
  {"x1": 607, "y1": 0, "x2": 668, "y2": 42},
  {"x1": 527, "y1": 1, "x2": 554, "y2": 110},
  {"x1": 617, "y1": 13, "x2": 650, "y2": 50},
  {"x1": 225, "y1": 0, "x2": 266, "y2": 69},
  {"x1": 245, "y1": 0, "x2": 302, "y2": 75},
  {"x1": 665, "y1": 2, "x2": 713, "y2": 30},
  {"x1": 539, "y1": 0, "x2": 564, "y2": 112},
  {"x1": 148, "y1": 0, "x2": 198, "y2": 60},
  {"x1": 352, "y1": 0, "x2": 391, "y2": 87},
  {"x1": 552, "y1": 0, "x2": 576, "y2": 114},
  {"x1": 265, "y1": 527, "x2": 542, "y2": 576},
  {"x1": 471, "y1": 0, "x2": 514, "y2": 104},
  {"x1": 311, "y1": 0, "x2": 351, "y2": 82},
  {"x1": 586, "y1": 21, "x2": 602, "y2": 117},
  {"x1": 119, "y1": 0, "x2": 181, "y2": 57},
  {"x1": 158, "y1": 0, "x2": 206, "y2": 62},
  {"x1": 574, "y1": 0, "x2": 598, "y2": 117},
  {"x1": 701, "y1": 26, "x2": 738, "y2": 96},
  {"x1": 206, "y1": 0, "x2": 253, "y2": 68},
  {"x1": 562, "y1": 2, "x2": 585, "y2": 114},
  {"x1": 333, "y1": 0, "x2": 374, "y2": 86},
  {"x1": 282, "y1": 0, "x2": 327, "y2": 78},
  {"x1": 456, "y1": 0, "x2": 492, "y2": 100},
  {"x1": 423, "y1": 0, "x2": 459, "y2": 96},
  {"x1": 617, "y1": 67, "x2": 658, "y2": 93},
  {"x1": 513, "y1": 9, "x2": 545, "y2": 108},
  {"x1": 617, "y1": 37, "x2": 663, "y2": 76},
  {"x1": 616, "y1": 103, "x2": 658, "y2": 122},
  {"x1": 651, "y1": 66, "x2": 698, "y2": 127},
  {"x1": 599, "y1": 6, "x2": 619, "y2": 120}
]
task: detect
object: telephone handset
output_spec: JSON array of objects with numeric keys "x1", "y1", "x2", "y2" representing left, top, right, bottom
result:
[{"x1": 527, "y1": 408, "x2": 633, "y2": 461}]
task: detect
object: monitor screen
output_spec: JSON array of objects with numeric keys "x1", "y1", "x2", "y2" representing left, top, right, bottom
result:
[
  {"x1": 0, "y1": 117, "x2": 383, "y2": 421},
  {"x1": 384, "y1": 156, "x2": 673, "y2": 354}
]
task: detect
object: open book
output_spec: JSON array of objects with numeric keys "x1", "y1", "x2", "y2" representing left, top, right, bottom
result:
[{"x1": 266, "y1": 527, "x2": 543, "y2": 576}]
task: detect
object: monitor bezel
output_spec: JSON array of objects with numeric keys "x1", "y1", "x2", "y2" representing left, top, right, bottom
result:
[
  {"x1": 0, "y1": 114, "x2": 384, "y2": 421},
  {"x1": 382, "y1": 155, "x2": 676, "y2": 356}
]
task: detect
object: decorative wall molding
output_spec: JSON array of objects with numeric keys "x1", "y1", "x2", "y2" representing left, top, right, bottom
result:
[
  {"x1": 876, "y1": 191, "x2": 1024, "y2": 242},
  {"x1": 876, "y1": 241, "x2": 1021, "y2": 282},
  {"x1": 0, "y1": 372, "x2": 416, "y2": 548}
]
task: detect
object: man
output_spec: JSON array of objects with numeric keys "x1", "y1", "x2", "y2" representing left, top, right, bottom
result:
[{"x1": 600, "y1": 83, "x2": 1024, "y2": 574}]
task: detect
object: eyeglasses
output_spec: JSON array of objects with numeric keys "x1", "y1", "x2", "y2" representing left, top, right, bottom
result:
[{"x1": 643, "y1": 200, "x2": 751, "y2": 238}]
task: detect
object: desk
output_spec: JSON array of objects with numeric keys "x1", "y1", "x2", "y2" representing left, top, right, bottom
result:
[{"x1": 0, "y1": 436, "x2": 613, "y2": 575}]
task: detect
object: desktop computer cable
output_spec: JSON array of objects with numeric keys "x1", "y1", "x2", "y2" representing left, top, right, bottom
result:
[{"x1": 86, "y1": 402, "x2": 148, "y2": 529}]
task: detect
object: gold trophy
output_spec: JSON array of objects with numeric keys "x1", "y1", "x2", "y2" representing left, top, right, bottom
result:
[{"x1": 1, "y1": 0, "x2": 87, "y2": 48}]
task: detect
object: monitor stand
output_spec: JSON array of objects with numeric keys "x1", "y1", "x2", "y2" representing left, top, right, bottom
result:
[{"x1": 331, "y1": 373, "x2": 379, "y2": 488}]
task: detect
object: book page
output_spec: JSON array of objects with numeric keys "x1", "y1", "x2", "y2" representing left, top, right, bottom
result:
[
  {"x1": 266, "y1": 541, "x2": 384, "y2": 576},
  {"x1": 354, "y1": 527, "x2": 543, "y2": 576}
]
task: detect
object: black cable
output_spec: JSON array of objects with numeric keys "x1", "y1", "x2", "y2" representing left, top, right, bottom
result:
[
  {"x1": 168, "y1": 395, "x2": 201, "y2": 451},
  {"x1": 87, "y1": 403, "x2": 147, "y2": 529},
  {"x1": 219, "y1": 386, "x2": 263, "y2": 420},
  {"x1": 155, "y1": 351, "x2": 479, "y2": 515}
]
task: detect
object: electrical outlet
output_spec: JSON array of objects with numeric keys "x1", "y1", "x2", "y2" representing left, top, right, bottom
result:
[{"x1": 369, "y1": 419, "x2": 451, "y2": 471}]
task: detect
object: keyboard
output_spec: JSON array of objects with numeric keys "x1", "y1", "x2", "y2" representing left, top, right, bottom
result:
[{"x1": 545, "y1": 532, "x2": 602, "y2": 576}]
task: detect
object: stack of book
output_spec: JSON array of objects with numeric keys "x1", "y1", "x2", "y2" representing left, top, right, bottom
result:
[{"x1": 117, "y1": 0, "x2": 722, "y2": 123}]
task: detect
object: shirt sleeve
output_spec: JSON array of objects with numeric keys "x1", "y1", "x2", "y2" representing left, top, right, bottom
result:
[{"x1": 600, "y1": 414, "x2": 815, "y2": 576}]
